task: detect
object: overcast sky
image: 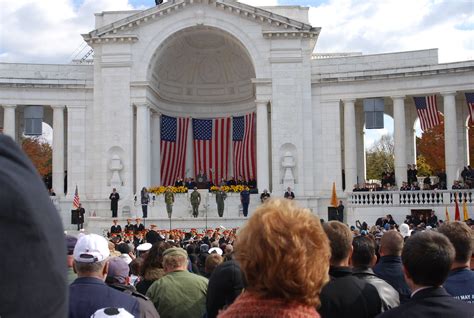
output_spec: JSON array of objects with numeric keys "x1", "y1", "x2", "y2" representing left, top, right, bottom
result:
[{"x1": 1, "y1": 0, "x2": 471, "y2": 145}]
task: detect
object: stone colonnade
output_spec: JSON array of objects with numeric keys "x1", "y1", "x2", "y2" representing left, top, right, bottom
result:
[{"x1": 343, "y1": 91, "x2": 464, "y2": 190}]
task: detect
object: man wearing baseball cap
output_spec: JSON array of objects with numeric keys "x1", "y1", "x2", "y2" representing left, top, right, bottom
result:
[{"x1": 69, "y1": 234, "x2": 140, "y2": 318}]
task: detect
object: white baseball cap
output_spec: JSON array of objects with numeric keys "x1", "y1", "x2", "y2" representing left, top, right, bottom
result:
[
  {"x1": 209, "y1": 247, "x2": 223, "y2": 256},
  {"x1": 136, "y1": 242, "x2": 152, "y2": 252},
  {"x1": 73, "y1": 234, "x2": 110, "y2": 263}
]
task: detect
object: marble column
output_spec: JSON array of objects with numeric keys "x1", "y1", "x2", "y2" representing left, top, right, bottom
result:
[
  {"x1": 443, "y1": 92, "x2": 458, "y2": 186},
  {"x1": 392, "y1": 96, "x2": 407, "y2": 187},
  {"x1": 343, "y1": 99, "x2": 358, "y2": 190},
  {"x1": 136, "y1": 104, "x2": 151, "y2": 191},
  {"x1": 52, "y1": 105, "x2": 65, "y2": 196},
  {"x1": 66, "y1": 106, "x2": 86, "y2": 196},
  {"x1": 3, "y1": 105, "x2": 16, "y2": 140},
  {"x1": 150, "y1": 112, "x2": 161, "y2": 186},
  {"x1": 256, "y1": 100, "x2": 270, "y2": 192}
]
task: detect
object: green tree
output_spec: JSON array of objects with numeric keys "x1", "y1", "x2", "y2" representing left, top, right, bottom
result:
[
  {"x1": 416, "y1": 154, "x2": 433, "y2": 176},
  {"x1": 366, "y1": 134, "x2": 394, "y2": 181}
]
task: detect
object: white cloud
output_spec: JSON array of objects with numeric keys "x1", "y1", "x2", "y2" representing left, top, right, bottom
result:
[{"x1": 308, "y1": 0, "x2": 474, "y2": 62}]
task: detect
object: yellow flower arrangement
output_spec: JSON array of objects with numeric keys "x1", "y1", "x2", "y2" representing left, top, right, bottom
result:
[
  {"x1": 210, "y1": 185, "x2": 246, "y2": 193},
  {"x1": 148, "y1": 186, "x2": 188, "y2": 195}
]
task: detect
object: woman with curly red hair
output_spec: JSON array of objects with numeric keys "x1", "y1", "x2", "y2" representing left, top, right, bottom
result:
[{"x1": 218, "y1": 198, "x2": 330, "y2": 318}]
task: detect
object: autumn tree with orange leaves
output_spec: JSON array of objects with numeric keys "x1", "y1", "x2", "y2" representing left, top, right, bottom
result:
[{"x1": 21, "y1": 137, "x2": 52, "y2": 177}]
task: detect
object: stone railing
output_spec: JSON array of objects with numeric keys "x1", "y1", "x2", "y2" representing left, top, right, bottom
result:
[{"x1": 348, "y1": 190, "x2": 473, "y2": 207}]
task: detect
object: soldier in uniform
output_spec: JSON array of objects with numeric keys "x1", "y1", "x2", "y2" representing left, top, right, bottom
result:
[
  {"x1": 190, "y1": 187, "x2": 201, "y2": 218},
  {"x1": 135, "y1": 218, "x2": 145, "y2": 234},
  {"x1": 110, "y1": 219, "x2": 122, "y2": 236},
  {"x1": 164, "y1": 187, "x2": 175, "y2": 218},
  {"x1": 124, "y1": 218, "x2": 135, "y2": 234},
  {"x1": 215, "y1": 186, "x2": 227, "y2": 217},
  {"x1": 240, "y1": 186, "x2": 250, "y2": 217}
]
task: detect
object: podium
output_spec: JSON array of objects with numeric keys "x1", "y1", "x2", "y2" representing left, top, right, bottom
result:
[
  {"x1": 196, "y1": 174, "x2": 208, "y2": 189},
  {"x1": 71, "y1": 209, "x2": 80, "y2": 224}
]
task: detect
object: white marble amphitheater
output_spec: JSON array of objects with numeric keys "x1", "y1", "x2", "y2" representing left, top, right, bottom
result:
[{"x1": 1, "y1": 0, "x2": 473, "y2": 233}]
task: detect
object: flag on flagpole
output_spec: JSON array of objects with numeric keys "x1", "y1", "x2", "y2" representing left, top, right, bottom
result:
[
  {"x1": 466, "y1": 93, "x2": 474, "y2": 125},
  {"x1": 193, "y1": 117, "x2": 231, "y2": 185},
  {"x1": 463, "y1": 199, "x2": 469, "y2": 221},
  {"x1": 454, "y1": 193, "x2": 461, "y2": 221},
  {"x1": 160, "y1": 115, "x2": 190, "y2": 186},
  {"x1": 73, "y1": 185, "x2": 80, "y2": 209},
  {"x1": 413, "y1": 95, "x2": 441, "y2": 131},
  {"x1": 445, "y1": 206, "x2": 450, "y2": 222},
  {"x1": 330, "y1": 182, "x2": 338, "y2": 207},
  {"x1": 233, "y1": 113, "x2": 256, "y2": 182}
]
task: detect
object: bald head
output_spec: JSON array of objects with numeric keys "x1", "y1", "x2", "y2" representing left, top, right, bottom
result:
[{"x1": 380, "y1": 230, "x2": 404, "y2": 256}]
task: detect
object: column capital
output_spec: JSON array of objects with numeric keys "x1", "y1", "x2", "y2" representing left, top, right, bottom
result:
[
  {"x1": 51, "y1": 105, "x2": 65, "y2": 110},
  {"x1": 135, "y1": 103, "x2": 150, "y2": 109},
  {"x1": 342, "y1": 98, "x2": 356, "y2": 104},
  {"x1": 66, "y1": 105, "x2": 86, "y2": 110},
  {"x1": 255, "y1": 100, "x2": 269, "y2": 106},
  {"x1": 2, "y1": 104, "x2": 17, "y2": 110},
  {"x1": 390, "y1": 95, "x2": 405, "y2": 101},
  {"x1": 440, "y1": 91, "x2": 457, "y2": 97}
]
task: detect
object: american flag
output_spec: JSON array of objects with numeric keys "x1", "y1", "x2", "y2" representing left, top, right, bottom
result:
[
  {"x1": 193, "y1": 117, "x2": 231, "y2": 185},
  {"x1": 233, "y1": 113, "x2": 256, "y2": 182},
  {"x1": 73, "y1": 185, "x2": 80, "y2": 209},
  {"x1": 466, "y1": 93, "x2": 474, "y2": 125},
  {"x1": 160, "y1": 115, "x2": 190, "y2": 186},
  {"x1": 413, "y1": 95, "x2": 440, "y2": 131}
]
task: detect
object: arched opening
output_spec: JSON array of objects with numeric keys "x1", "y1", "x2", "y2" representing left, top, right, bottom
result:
[{"x1": 145, "y1": 26, "x2": 258, "y2": 187}]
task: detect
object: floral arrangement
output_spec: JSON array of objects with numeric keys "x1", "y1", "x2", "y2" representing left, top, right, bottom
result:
[
  {"x1": 148, "y1": 186, "x2": 188, "y2": 195},
  {"x1": 210, "y1": 185, "x2": 246, "y2": 193}
]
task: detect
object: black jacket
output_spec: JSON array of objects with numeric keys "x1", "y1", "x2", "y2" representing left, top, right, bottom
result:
[
  {"x1": 373, "y1": 255, "x2": 411, "y2": 302},
  {"x1": 0, "y1": 135, "x2": 67, "y2": 318},
  {"x1": 353, "y1": 267, "x2": 400, "y2": 312},
  {"x1": 376, "y1": 287, "x2": 474, "y2": 318},
  {"x1": 319, "y1": 266, "x2": 382, "y2": 318},
  {"x1": 206, "y1": 260, "x2": 245, "y2": 318}
]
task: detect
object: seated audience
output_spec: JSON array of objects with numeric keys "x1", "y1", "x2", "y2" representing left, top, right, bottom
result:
[
  {"x1": 219, "y1": 199, "x2": 330, "y2": 317},
  {"x1": 319, "y1": 221, "x2": 382, "y2": 318},
  {"x1": 377, "y1": 231, "x2": 474, "y2": 317},
  {"x1": 438, "y1": 221, "x2": 474, "y2": 303}
]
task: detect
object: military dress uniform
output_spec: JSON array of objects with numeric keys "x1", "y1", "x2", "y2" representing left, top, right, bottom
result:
[{"x1": 190, "y1": 189, "x2": 201, "y2": 217}]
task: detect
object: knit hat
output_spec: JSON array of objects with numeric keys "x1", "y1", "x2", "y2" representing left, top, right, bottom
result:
[{"x1": 107, "y1": 257, "x2": 130, "y2": 284}]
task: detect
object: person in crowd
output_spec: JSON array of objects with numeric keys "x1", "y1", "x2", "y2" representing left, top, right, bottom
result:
[
  {"x1": 140, "y1": 187, "x2": 150, "y2": 218},
  {"x1": 69, "y1": 234, "x2": 140, "y2": 317},
  {"x1": 377, "y1": 231, "x2": 473, "y2": 317},
  {"x1": 427, "y1": 210, "x2": 438, "y2": 228},
  {"x1": 219, "y1": 199, "x2": 330, "y2": 317},
  {"x1": 124, "y1": 218, "x2": 135, "y2": 233},
  {"x1": 351, "y1": 236, "x2": 400, "y2": 311},
  {"x1": 319, "y1": 221, "x2": 381, "y2": 318},
  {"x1": 373, "y1": 230, "x2": 411, "y2": 302},
  {"x1": 146, "y1": 224, "x2": 163, "y2": 245},
  {"x1": 164, "y1": 187, "x2": 174, "y2": 218},
  {"x1": 74, "y1": 203, "x2": 86, "y2": 231},
  {"x1": 438, "y1": 221, "x2": 474, "y2": 303},
  {"x1": 135, "y1": 218, "x2": 145, "y2": 234},
  {"x1": 206, "y1": 259, "x2": 245, "y2": 318},
  {"x1": 109, "y1": 188, "x2": 120, "y2": 218},
  {"x1": 260, "y1": 189, "x2": 271, "y2": 203},
  {"x1": 175, "y1": 178, "x2": 184, "y2": 187},
  {"x1": 116, "y1": 243, "x2": 134, "y2": 265},
  {"x1": 146, "y1": 247, "x2": 208, "y2": 318},
  {"x1": 240, "y1": 186, "x2": 250, "y2": 217},
  {"x1": 410, "y1": 182, "x2": 420, "y2": 190},
  {"x1": 190, "y1": 187, "x2": 201, "y2": 217},
  {"x1": 105, "y1": 257, "x2": 160, "y2": 318},
  {"x1": 216, "y1": 186, "x2": 227, "y2": 217},
  {"x1": 204, "y1": 253, "x2": 223, "y2": 278},
  {"x1": 198, "y1": 243, "x2": 210, "y2": 274},
  {"x1": 227, "y1": 176, "x2": 236, "y2": 186},
  {"x1": 110, "y1": 219, "x2": 122, "y2": 235},
  {"x1": 136, "y1": 241, "x2": 171, "y2": 295},
  {"x1": 66, "y1": 235, "x2": 78, "y2": 285},
  {"x1": 452, "y1": 180, "x2": 464, "y2": 189},
  {"x1": 337, "y1": 200, "x2": 345, "y2": 222},
  {"x1": 284, "y1": 186, "x2": 295, "y2": 200}
]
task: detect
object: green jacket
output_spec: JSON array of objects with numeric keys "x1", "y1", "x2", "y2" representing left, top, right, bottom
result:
[
  {"x1": 164, "y1": 192, "x2": 174, "y2": 205},
  {"x1": 146, "y1": 270, "x2": 208, "y2": 318},
  {"x1": 215, "y1": 191, "x2": 227, "y2": 205},
  {"x1": 190, "y1": 190, "x2": 201, "y2": 205}
]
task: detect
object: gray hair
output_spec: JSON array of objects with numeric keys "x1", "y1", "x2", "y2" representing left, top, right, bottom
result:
[{"x1": 74, "y1": 259, "x2": 107, "y2": 274}]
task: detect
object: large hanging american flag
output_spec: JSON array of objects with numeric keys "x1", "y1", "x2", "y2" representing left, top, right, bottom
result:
[
  {"x1": 233, "y1": 113, "x2": 256, "y2": 182},
  {"x1": 466, "y1": 93, "x2": 474, "y2": 125},
  {"x1": 413, "y1": 95, "x2": 441, "y2": 131},
  {"x1": 160, "y1": 115, "x2": 190, "y2": 186},
  {"x1": 193, "y1": 117, "x2": 231, "y2": 185},
  {"x1": 73, "y1": 185, "x2": 80, "y2": 209}
]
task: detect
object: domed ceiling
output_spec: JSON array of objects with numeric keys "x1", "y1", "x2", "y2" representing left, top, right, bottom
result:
[{"x1": 150, "y1": 27, "x2": 255, "y2": 104}]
